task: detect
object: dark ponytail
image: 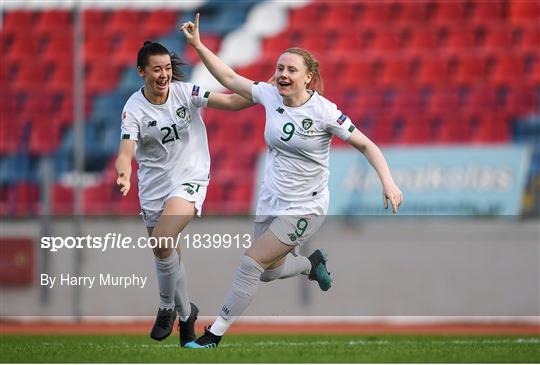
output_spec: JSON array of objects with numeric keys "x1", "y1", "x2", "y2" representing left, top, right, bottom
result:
[{"x1": 137, "y1": 41, "x2": 185, "y2": 81}]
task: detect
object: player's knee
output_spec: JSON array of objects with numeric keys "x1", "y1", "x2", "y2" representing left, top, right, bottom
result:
[
  {"x1": 244, "y1": 251, "x2": 271, "y2": 270},
  {"x1": 152, "y1": 245, "x2": 174, "y2": 260}
]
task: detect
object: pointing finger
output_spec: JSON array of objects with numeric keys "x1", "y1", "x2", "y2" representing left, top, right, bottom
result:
[{"x1": 195, "y1": 13, "x2": 200, "y2": 29}]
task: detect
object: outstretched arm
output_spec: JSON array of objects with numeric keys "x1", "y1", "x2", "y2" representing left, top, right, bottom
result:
[
  {"x1": 347, "y1": 129, "x2": 403, "y2": 213},
  {"x1": 181, "y1": 13, "x2": 254, "y2": 101},
  {"x1": 207, "y1": 92, "x2": 255, "y2": 111}
]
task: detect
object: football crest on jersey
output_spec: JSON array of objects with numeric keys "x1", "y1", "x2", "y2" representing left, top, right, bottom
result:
[
  {"x1": 176, "y1": 106, "x2": 191, "y2": 122},
  {"x1": 302, "y1": 118, "x2": 313, "y2": 131}
]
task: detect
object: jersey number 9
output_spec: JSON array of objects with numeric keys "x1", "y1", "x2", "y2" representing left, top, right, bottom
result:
[{"x1": 280, "y1": 122, "x2": 295, "y2": 142}]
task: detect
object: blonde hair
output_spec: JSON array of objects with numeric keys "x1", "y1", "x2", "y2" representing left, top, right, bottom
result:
[{"x1": 282, "y1": 47, "x2": 324, "y2": 95}]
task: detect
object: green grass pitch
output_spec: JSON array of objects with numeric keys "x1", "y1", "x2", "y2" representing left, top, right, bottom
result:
[{"x1": 1, "y1": 334, "x2": 539, "y2": 363}]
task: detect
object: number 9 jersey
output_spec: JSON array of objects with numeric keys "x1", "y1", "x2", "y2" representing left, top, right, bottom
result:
[
  {"x1": 252, "y1": 81, "x2": 356, "y2": 204},
  {"x1": 120, "y1": 82, "x2": 210, "y2": 202}
]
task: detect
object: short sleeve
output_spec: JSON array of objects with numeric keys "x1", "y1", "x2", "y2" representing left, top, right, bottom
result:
[
  {"x1": 188, "y1": 83, "x2": 210, "y2": 108},
  {"x1": 120, "y1": 109, "x2": 139, "y2": 141},
  {"x1": 322, "y1": 102, "x2": 356, "y2": 141},
  {"x1": 251, "y1": 81, "x2": 274, "y2": 105}
]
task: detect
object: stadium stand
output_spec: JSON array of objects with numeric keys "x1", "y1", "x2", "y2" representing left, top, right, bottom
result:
[{"x1": 1, "y1": 0, "x2": 539, "y2": 216}]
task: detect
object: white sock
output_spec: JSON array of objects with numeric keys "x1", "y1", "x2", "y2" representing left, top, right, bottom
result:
[
  {"x1": 154, "y1": 250, "x2": 179, "y2": 310},
  {"x1": 260, "y1": 253, "x2": 311, "y2": 282},
  {"x1": 215, "y1": 256, "x2": 264, "y2": 335},
  {"x1": 175, "y1": 260, "x2": 191, "y2": 321},
  {"x1": 210, "y1": 315, "x2": 232, "y2": 336}
]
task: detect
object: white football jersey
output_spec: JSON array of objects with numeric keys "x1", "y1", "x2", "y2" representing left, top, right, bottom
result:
[
  {"x1": 252, "y1": 82, "x2": 355, "y2": 202},
  {"x1": 120, "y1": 81, "x2": 210, "y2": 201}
]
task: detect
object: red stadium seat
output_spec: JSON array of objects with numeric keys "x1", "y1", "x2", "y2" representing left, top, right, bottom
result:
[
  {"x1": 409, "y1": 29, "x2": 441, "y2": 51},
  {"x1": 85, "y1": 63, "x2": 121, "y2": 94},
  {"x1": 319, "y1": 4, "x2": 356, "y2": 32},
  {"x1": 106, "y1": 10, "x2": 144, "y2": 36},
  {"x1": 445, "y1": 27, "x2": 478, "y2": 51},
  {"x1": 417, "y1": 56, "x2": 453, "y2": 86},
  {"x1": 395, "y1": 1, "x2": 433, "y2": 25},
  {"x1": 83, "y1": 9, "x2": 109, "y2": 31},
  {"x1": 12, "y1": 61, "x2": 47, "y2": 93},
  {"x1": 288, "y1": 4, "x2": 324, "y2": 32},
  {"x1": 509, "y1": 0, "x2": 540, "y2": 24},
  {"x1": 431, "y1": 1, "x2": 470, "y2": 26},
  {"x1": 48, "y1": 63, "x2": 73, "y2": 93},
  {"x1": 28, "y1": 116, "x2": 61, "y2": 154},
  {"x1": 358, "y1": 3, "x2": 391, "y2": 27},
  {"x1": 481, "y1": 26, "x2": 514, "y2": 51},
  {"x1": 471, "y1": 0, "x2": 503, "y2": 23},
  {"x1": 84, "y1": 183, "x2": 113, "y2": 214},
  {"x1": 34, "y1": 10, "x2": 72, "y2": 36},
  {"x1": 426, "y1": 89, "x2": 460, "y2": 114},
  {"x1": 142, "y1": 10, "x2": 179, "y2": 38},
  {"x1": 5, "y1": 35, "x2": 41, "y2": 64},
  {"x1": 344, "y1": 60, "x2": 382, "y2": 87},
  {"x1": 84, "y1": 34, "x2": 114, "y2": 65},
  {"x1": 13, "y1": 183, "x2": 40, "y2": 216},
  {"x1": 491, "y1": 54, "x2": 526, "y2": 85},
  {"x1": 454, "y1": 56, "x2": 488, "y2": 86},
  {"x1": 41, "y1": 34, "x2": 73, "y2": 67},
  {"x1": 111, "y1": 35, "x2": 147, "y2": 67},
  {"x1": 2, "y1": 10, "x2": 35, "y2": 37},
  {"x1": 464, "y1": 112, "x2": 510, "y2": 143},
  {"x1": 52, "y1": 184, "x2": 73, "y2": 215},
  {"x1": 379, "y1": 59, "x2": 415, "y2": 87}
]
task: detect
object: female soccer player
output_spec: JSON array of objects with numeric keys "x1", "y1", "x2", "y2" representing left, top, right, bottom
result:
[
  {"x1": 115, "y1": 41, "x2": 254, "y2": 346},
  {"x1": 181, "y1": 15, "x2": 403, "y2": 348}
]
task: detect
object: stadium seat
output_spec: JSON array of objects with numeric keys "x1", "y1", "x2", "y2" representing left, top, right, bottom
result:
[
  {"x1": 85, "y1": 63, "x2": 121, "y2": 94},
  {"x1": 142, "y1": 10, "x2": 179, "y2": 38},
  {"x1": 288, "y1": 4, "x2": 323, "y2": 32},
  {"x1": 111, "y1": 35, "x2": 147, "y2": 67},
  {"x1": 509, "y1": 0, "x2": 540, "y2": 24},
  {"x1": 470, "y1": 0, "x2": 503, "y2": 23},
  {"x1": 491, "y1": 54, "x2": 526, "y2": 85},
  {"x1": 1, "y1": 10, "x2": 35, "y2": 37},
  {"x1": 12, "y1": 61, "x2": 47, "y2": 93},
  {"x1": 105, "y1": 10, "x2": 144, "y2": 37},
  {"x1": 5, "y1": 35, "x2": 41, "y2": 65},
  {"x1": 83, "y1": 9, "x2": 109, "y2": 31},
  {"x1": 28, "y1": 116, "x2": 61, "y2": 155},
  {"x1": 358, "y1": 3, "x2": 391, "y2": 27},
  {"x1": 84, "y1": 34, "x2": 114, "y2": 65},
  {"x1": 431, "y1": 1, "x2": 470, "y2": 26},
  {"x1": 481, "y1": 26, "x2": 514, "y2": 51},
  {"x1": 34, "y1": 10, "x2": 72, "y2": 36},
  {"x1": 454, "y1": 56, "x2": 488, "y2": 86},
  {"x1": 84, "y1": 183, "x2": 113, "y2": 214},
  {"x1": 395, "y1": 1, "x2": 433, "y2": 25},
  {"x1": 41, "y1": 34, "x2": 73, "y2": 66},
  {"x1": 51, "y1": 184, "x2": 73, "y2": 215}
]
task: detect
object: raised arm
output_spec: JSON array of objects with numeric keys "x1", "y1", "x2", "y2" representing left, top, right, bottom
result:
[
  {"x1": 347, "y1": 129, "x2": 403, "y2": 213},
  {"x1": 207, "y1": 92, "x2": 255, "y2": 111},
  {"x1": 181, "y1": 13, "x2": 253, "y2": 101},
  {"x1": 115, "y1": 139, "x2": 136, "y2": 196}
]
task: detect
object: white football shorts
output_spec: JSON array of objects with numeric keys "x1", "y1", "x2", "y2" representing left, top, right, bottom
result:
[{"x1": 140, "y1": 183, "x2": 207, "y2": 227}]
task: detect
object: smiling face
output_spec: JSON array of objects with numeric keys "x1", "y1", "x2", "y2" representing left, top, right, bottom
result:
[
  {"x1": 274, "y1": 52, "x2": 313, "y2": 98},
  {"x1": 138, "y1": 54, "x2": 172, "y2": 103}
]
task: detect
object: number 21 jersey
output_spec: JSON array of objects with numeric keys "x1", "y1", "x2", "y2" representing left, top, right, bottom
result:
[{"x1": 120, "y1": 82, "x2": 210, "y2": 201}]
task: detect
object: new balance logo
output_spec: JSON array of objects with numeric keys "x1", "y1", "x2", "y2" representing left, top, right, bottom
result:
[
  {"x1": 276, "y1": 107, "x2": 285, "y2": 114},
  {"x1": 148, "y1": 120, "x2": 157, "y2": 127},
  {"x1": 221, "y1": 306, "x2": 230, "y2": 315}
]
